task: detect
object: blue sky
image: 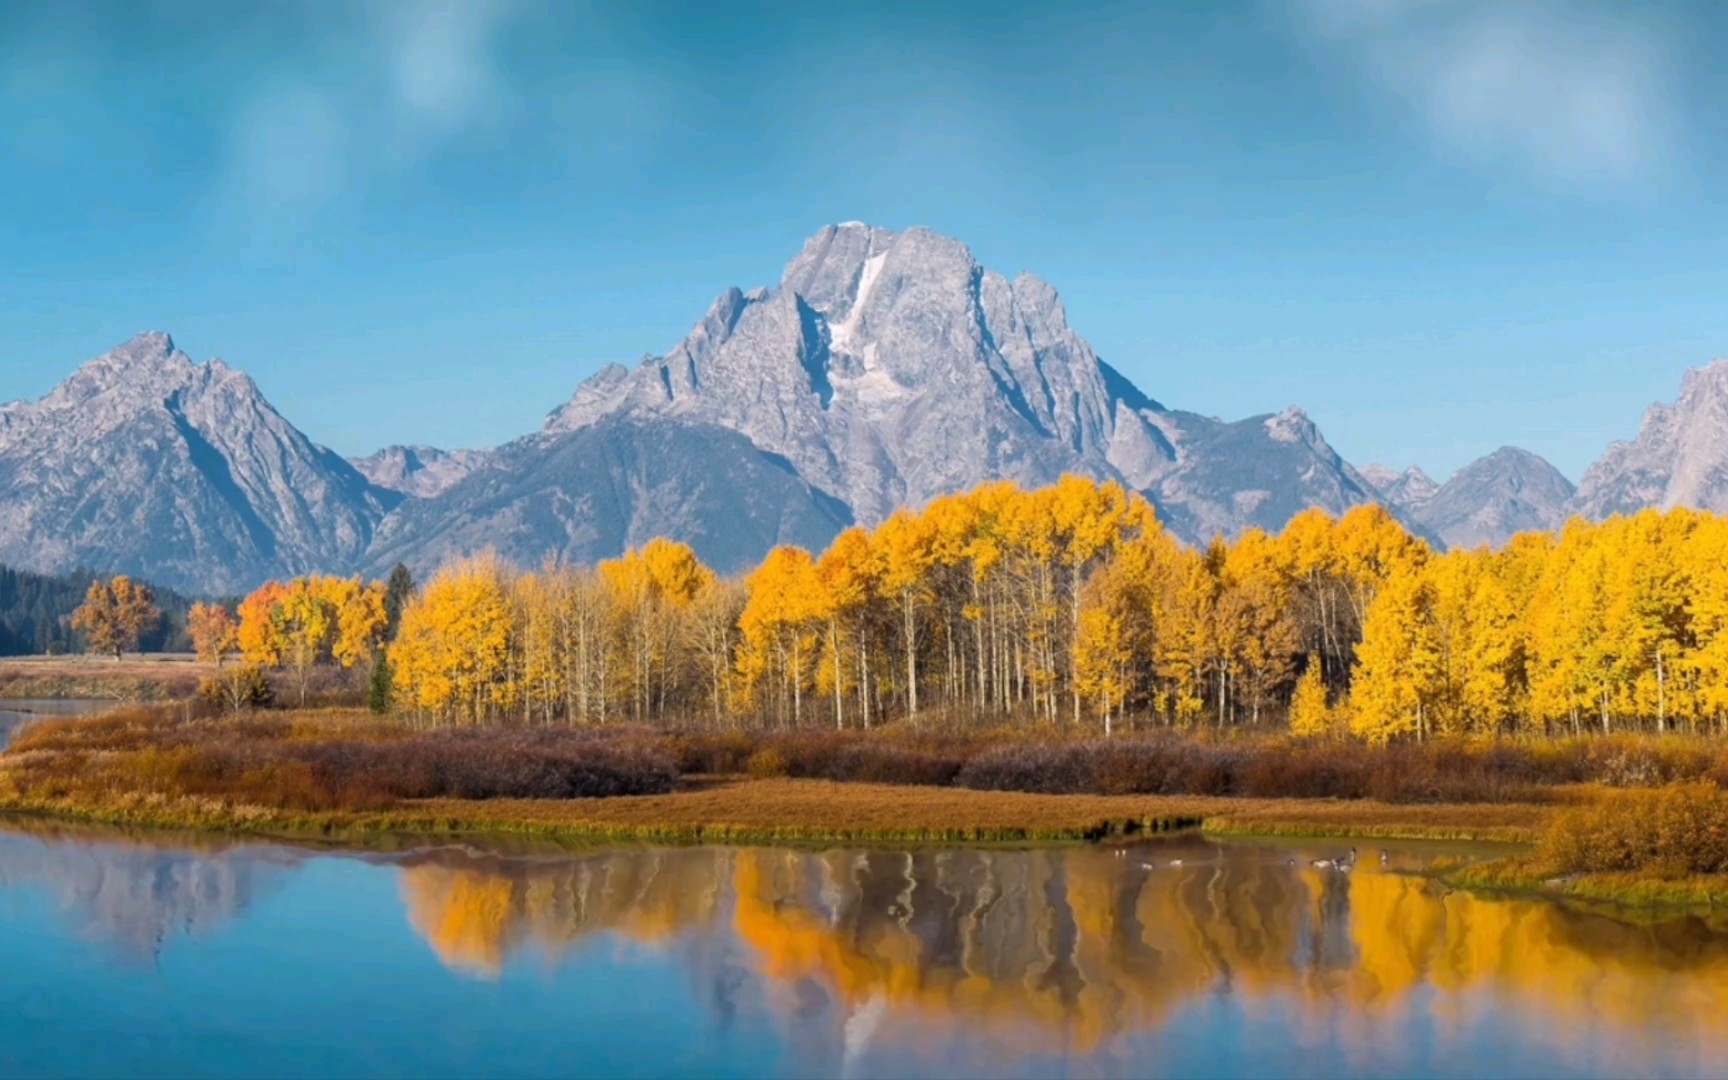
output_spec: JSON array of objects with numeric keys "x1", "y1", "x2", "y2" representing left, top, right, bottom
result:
[{"x1": 3, "y1": 0, "x2": 1726, "y2": 480}]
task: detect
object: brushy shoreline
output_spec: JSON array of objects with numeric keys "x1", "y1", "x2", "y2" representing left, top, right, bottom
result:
[
  {"x1": 0, "y1": 774, "x2": 1541, "y2": 850},
  {"x1": 8, "y1": 704, "x2": 1728, "y2": 910},
  {"x1": 8, "y1": 775, "x2": 1725, "y2": 909},
  {"x1": 0, "y1": 656, "x2": 215, "y2": 702}
]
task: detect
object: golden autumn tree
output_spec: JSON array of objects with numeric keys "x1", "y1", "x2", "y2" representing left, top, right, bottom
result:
[
  {"x1": 187, "y1": 602, "x2": 239, "y2": 665},
  {"x1": 688, "y1": 576, "x2": 747, "y2": 726},
  {"x1": 1349, "y1": 564, "x2": 1435, "y2": 745},
  {"x1": 1422, "y1": 551, "x2": 1520, "y2": 737},
  {"x1": 333, "y1": 579, "x2": 391, "y2": 670},
  {"x1": 873, "y1": 508, "x2": 935, "y2": 721},
  {"x1": 1600, "y1": 510, "x2": 1696, "y2": 733},
  {"x1": 176, "y1": 476, "x2": 1728, "y2": 740},
  {"x1": 237, "y1": 581, "x2": 291, "y2": 667},
  {"x1": 1073, "y1": 579, "x2": 1131, "y2": 734},
  {"x1": 815, "y1": 527, "x2": 878, "y2": 729},
  {"x1": 1685, "y1": 515, "x2": 1728, "y2": 733},
  {"x1": 391, "y1": 553, "x2": 516, "y2": 725},
  {"x1": 1287, "y1": 655, "x2": 1331, "y2": 738},
  {"x1": 1216, "y1": 529, "x2": 1300, "y2": 728},
  {"x1": 1046, "y1": 476, "x2": 1154, "y2": 723},
  {"x1": 274, "y1": 577, "x2": 342, "y2": 707},
  {"x1": 70, "y1": 576, "x2": 159, "y2": 661},
  {"x1": 738, "y1": 546, "x2": 825, "y2": 727},
  {"x1": 598, "y1": 539, "x2": 714, "y2": 722},
  {"x1": 1070, "y1": 514, "x2": 1180, "y2": 734},
  {"x1": 1525, "y1": 520, "x2": 1612, "y2": 735}
]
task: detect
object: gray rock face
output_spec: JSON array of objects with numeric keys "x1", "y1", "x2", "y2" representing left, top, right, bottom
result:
[
  {"x1": 1408, "y1": 447, "x2": 1575, "y2": 549},
  {"x1": 541, "y1": 223, "x2": 1383, "y2": 546},
  {"x1": 1574, "y1": 360, "x2": 1728, "y2": 520},
  {"x1": 351, "y1": 445, "x2": 488, "y2": 499},
  {"x1": 1360, "y1": 464, "x2": 1440, "y2": 514},
  {"x1": 363, "y1": 416, "x2": 851, "y2": 577},
  {"x1": 0, "y1": 333, "x2": 397, "y2": 594},
  {"x1": 4, "y1": 227, "x2": 1450, "y2": 591}
]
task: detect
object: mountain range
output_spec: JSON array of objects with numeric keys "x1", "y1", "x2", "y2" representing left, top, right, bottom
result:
[{"x1": 4, "y1": 224, "x2": 1726, "y2": 594}]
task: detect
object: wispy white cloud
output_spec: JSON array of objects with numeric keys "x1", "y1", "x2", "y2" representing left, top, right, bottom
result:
[
  {"x1": 228, "y1": 84, "x2": 350, "y2": 248},
  {"x1": 1291, "y1": 0, "x2": 1681, "y2": 192},
  {"x1": 374, "y1": 0, "x2": 517, "y2": 148},
  {"x1": 217, "y1": 1, "x2": 525, "y2": 254}
]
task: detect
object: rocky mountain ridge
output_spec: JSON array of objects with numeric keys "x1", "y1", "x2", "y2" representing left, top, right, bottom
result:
[
  {"x1": 1405, "y1": 448, "x2": 1576, "y2": 550},
  {"x1": 0, "y1": 332, "x2": 396, "y2": 594},
  {"x1": 8, "y1": 230, "x2": 1728, "y2": 592},
  {"x1": 533, "y1": 223, "x2": 1385, "y2": 547},
  {"x1": 350, "y1": 445, "x2": 489, "y2": 499},
  {"x1": 1573, "y1": 359, "x2": 1728, "y2": 520}
]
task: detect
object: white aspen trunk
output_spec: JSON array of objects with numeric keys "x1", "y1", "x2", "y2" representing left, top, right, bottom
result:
[
  {"x1": 832, "y1": 617, "x2": 844, "y2": 731},
  {"x1": 904, "y1": 589, "x2": 918, "y2": 722}
]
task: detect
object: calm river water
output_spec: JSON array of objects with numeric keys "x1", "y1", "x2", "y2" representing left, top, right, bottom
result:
[
  {"x1": 0, "y1": 699, "x2": 115, "y2": 749},
  {"x1": 0, "y1": 825, "x2": 1724, "y2": 1079}
]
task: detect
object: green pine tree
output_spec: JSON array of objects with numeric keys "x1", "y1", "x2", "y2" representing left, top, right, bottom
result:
[
  {"x1": 368, "y1": 653, "x2": 394, "y2": 715},
  {"x1": 384, "y1": 563, "x2": 415, "y2": 642}
]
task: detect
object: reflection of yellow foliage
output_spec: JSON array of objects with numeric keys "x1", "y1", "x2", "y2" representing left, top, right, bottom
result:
[
  {"x1": 1344, "y1": 869, "x2": 1728, "y2": 1040},
  {"x1": 393, "y1": 844, "x2": 1728, "y2": 1066},
  {"x1": 730, "y1": 848, "x2": 1728, "y2": 1058},
  {"x1": 401, "y1": 867, "x2": 516, "y2": 978},
  {"x1": 399, "y1": 852, "x2": 726, "y2": 980}
]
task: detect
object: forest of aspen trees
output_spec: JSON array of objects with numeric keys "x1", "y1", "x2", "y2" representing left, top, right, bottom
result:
[{"x1": 206, "y1": 475, "x2": 1728, "y2": 744}]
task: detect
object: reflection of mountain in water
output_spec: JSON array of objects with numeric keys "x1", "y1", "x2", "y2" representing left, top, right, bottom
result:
[
  {"x1": 396, "y1": 844, "x2": 1728, "y2": 1068},
  {"x1": 0, "y1": 827, "x2": 297, "y2": 962},
  {"x1": 12, "y1": 824, "x2": 1727, "y2": 1072}
]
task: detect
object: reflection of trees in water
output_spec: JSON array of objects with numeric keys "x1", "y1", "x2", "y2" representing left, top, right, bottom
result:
[
  {"x1": 0, "y1": 826, "x2": 294, "y2": 963},
  {"x1": 397, "y1": 848, "x2": 731, "y2": 978},
  {"x1": 12, "y1": 818, "x2": 1728, "y2": 1068},
  {"x1": 394, "y1": 841, "x2": 1728, "y2": 1069}
]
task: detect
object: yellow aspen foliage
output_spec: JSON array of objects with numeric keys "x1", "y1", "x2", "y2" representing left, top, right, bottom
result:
[
  {"x1": 275, "y1": 577, "x2": 342, "y2": 706},
  {"x1": 873, "y1": 507, "x2": 938, "y2": 720},
  {"x1": 737, "y1": 546, "x2": 825, "y2": 726},
  {"x1": 334, "y1": 580, "x2": 390, "y2": 669},
  {"x1": 1287, "y1": 655, "x2": 1331, "y2": 738},
  {"x1": 187, "y1": 602, "x2": 239, "y2": 665},
  {"x1": 1072, "y1": 596, "x2": 1129, "y2": 734},
  {"x1": 237, "y1": 581, "x2": 291, "y2": 667},
  {"x1": 391, "y1": 553, "x2": 516, "y2": 725},
  {"x1": 1349, "y1": 566, "x2": 1433, "y2": 745},
  {"x1": 216, "y1": 478, "x2": 1728, "y2": 741},
  {"x1": 689, "y1": 576, "x2": 747, "y2": 725},
  {"x1": 815, "y1": 527, "x2": 878, "y2": 729},
  {"x1": 599, "y1": 539, "x2": 715, "y2": 722},
  {"x1": 1424, "y1": 551, "x2": 1520, "y2": 737},
  {"x1": 70, "y1": 576, "x2": 159, "y2": 660}
]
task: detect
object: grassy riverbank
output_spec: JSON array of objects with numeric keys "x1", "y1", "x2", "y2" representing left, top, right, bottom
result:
[
  {"x1": 0, "y1": 655, "x2": 214, "y2": 701},
  {"x1": 0, "y1": 773, "x2": 1563, "y2": 848},
  {"x1": 7, "y1": 704, "x2": 1728, "y2": 910},
  {"x1": 0, "y1": 705, "x2": 1557, "y2": 845}
]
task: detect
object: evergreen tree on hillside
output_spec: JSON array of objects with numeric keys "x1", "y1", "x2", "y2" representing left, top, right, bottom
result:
[
  {"x1": 0, "y1": 564, "x2": 201, "y2": 656},
  {"x1": 384, "y1": 563, "x2": 414, "y2": 641},
  {"x1": 368, "y1": 653, "x2": 393, "y2": 714}
]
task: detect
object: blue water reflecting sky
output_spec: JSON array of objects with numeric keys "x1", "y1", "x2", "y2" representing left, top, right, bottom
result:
[{"x1": 1, "y1": 826, "x2": 1724, "y2": 1079}]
